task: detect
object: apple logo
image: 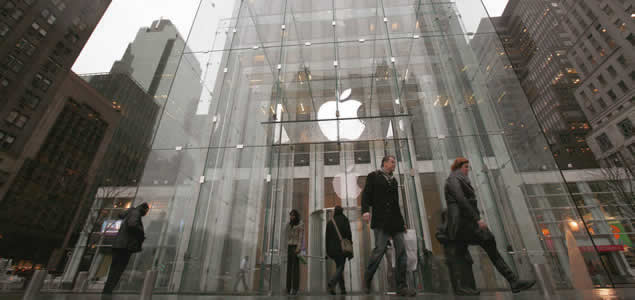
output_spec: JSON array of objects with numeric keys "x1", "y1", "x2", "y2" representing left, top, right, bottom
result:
[
  {"x1": 317, "y1": 88, "x2": 366, "y2": 141},
  {"x1": 332, "y1": 165, "x2": 363, "y2": 201}
]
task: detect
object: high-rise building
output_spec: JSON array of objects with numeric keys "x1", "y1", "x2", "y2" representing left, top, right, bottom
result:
[
  {"x1": 557, "y1": 0, "x2": 633, "y2": 168},
  {"x1": 60, "y1": 19, "x2": 205, "y2": 288},
  {"x1": 109, "y1": 18, "x2": 205, "y2": 165},
  {"x1": 0, "y1": 72, "x2": 119, "y2": 268},
  {"x1": 62, "y1": 0, "x2": 632, "y2": 294},
  {"x1": 81, "y1": 73, "x2": 159, "y2": 187},
  {"x1": 493, "y1": 0, "x2": 598, "y2": 170},
  {"x1": 0, "y1": 0, "x2": 111, "y2": 268},
  {"x1": 473, "y1": 14, "x2": 635, "y2": 288}
]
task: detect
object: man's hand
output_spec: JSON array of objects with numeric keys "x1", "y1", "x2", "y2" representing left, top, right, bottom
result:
[
  {"x1": 362, "y1": 212, "x2": 371, "y2": 222},
  {"x1": 477, "y1": 219, "x2": 487, "y2": 230}
]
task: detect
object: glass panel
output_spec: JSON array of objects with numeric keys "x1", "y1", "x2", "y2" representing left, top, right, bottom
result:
[{"x1": 60, "y1": 0, "x2": 635, "y2": 296}]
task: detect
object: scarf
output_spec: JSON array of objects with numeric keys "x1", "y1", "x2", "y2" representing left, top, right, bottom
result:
[{"x1": 379, "y1": 168, "x2": 394, "y2": 183}]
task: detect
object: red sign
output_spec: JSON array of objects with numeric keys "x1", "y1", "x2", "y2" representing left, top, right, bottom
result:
[{"x1": 579, "y1": 245, "x2": 625, "y2": 252}]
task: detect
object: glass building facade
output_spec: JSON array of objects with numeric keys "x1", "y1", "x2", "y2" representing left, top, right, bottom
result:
[{"x1": 62, "y1": 0, "x2": 634, "y2": 294}]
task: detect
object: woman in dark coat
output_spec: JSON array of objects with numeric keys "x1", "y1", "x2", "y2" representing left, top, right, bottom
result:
[
  {"x1": 444, "y1": 157, "x2": 535, "y2": 294},
  {"x1": 325, "y1": 206, "x2": 353, "y2": 295}
]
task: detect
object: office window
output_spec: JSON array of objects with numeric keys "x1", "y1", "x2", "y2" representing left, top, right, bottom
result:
[
  {"x1": 618, "y1": 81, "x2": 628, "y2": 93},
  {"x1": 607, "y1": 90, "x2": 617, "y2": 101},
  {"x1": 11, "y1": 8, "x2": 23, "y2": 20},
  {"x1": 598, "y1": 75, "x2": 607, "y2": 86},
  {"x1": 23, "y1": 0, "x2": 36, "y2": 5},
  {"x1": 617, "y1": 55, "x2": 627, "y2": 67},
  {"x1": 0, "y1": 131, "x2": 15, "y2": 149},
  {"x1": 21, "y1": 90, "x2": 40, "y2": 109},
  {"x1": 32, "y1": 73, "x2": 52, "y2": 91},
  {"x1": 596, "y1": 133, "x2": 613, "y2": 152},
  {"x1": 0, "y1": 77, "x2": 8, "y2": 87},
  {"x1": 608, "y1": 65, "x2": 618, "y2": 77},
  {"x1": 15, "y1": 38, "x2": 36, "y2": 56},
  {"x1": 0, "y1": 23, "x2": 8, "y2": 37},
  {"x1": 3, "y1": 2, "x2": 16, "y2": 12},
  {"x1": 3, "y1": 55, "x2": 23, "y2": 73},
  {"x1": 4, "y1": 111, "x2": 26, "y2": 128},
  {"x1": 617, "y1": 119, "x2": 633, "y2": 137}
]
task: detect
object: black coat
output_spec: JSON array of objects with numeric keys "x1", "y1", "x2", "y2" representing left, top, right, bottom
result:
[
  {"x1": 325, "y1": 213, "x2": 353, "y2": 259},
  {"x1": 444, "y1": 170, "x2": 481, "y2": 241},
  {"x1": 361, "y1": 170, "x2": 406, "y2": 234},
  {"x1": 113, "y1": 206, "x2": 146, "y2": 253}
]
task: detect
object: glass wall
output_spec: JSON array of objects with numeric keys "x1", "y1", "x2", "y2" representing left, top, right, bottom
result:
[{"x1": 62, "y1": 0, "x2": 633, "y2": 294}]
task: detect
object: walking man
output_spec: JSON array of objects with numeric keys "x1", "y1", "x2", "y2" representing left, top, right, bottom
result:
[
  {"x1": 362, "y1": 155, "x2": 416, "y2": 297},
  {"x1": 233, "y1": 256, "x2": 250, "y2": 292},
  {"x1": 102, "y1": 202, "x2": 149, "y2": 294}
]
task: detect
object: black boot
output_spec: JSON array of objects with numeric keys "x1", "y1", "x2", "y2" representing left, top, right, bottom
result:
[
  {"x1": 510, "y1": 280, "x2": 536, "y2": 293},
  {"x1": 491, "y1": 256, "x2": 535, "y2": 293},
  {"x1": 448, "y1": 262, "x2": 480, "y2": 296},
  {"x1": 327, "y1": 283, "x2": 336, "y2": 295}
]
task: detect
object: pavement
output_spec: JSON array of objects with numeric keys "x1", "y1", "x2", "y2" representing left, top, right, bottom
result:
[{"x1": 0, "y1": 289, "x2": 634, "y2": 300}]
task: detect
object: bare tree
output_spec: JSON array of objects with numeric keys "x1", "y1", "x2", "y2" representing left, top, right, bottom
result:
[{"x1": 599, "y1": 152, "x2": 635, "y2": 220}]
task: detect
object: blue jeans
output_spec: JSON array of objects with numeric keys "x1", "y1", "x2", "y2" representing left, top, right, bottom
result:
[{"x1": 365, "y1": 229, "x2": 407, "y2": 289}]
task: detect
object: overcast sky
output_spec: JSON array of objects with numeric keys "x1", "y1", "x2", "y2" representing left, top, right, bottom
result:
[{"x1": 72, "y1": 0, "x2": 509, "y2": 74}]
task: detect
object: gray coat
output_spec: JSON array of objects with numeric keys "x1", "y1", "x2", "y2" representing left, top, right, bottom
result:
[
  {"x1": 113, "y1": 206, "x2": 146, "y2": 253},
  {"x1": 444, "y1": 170, "x2": 480, "y2": 241}
]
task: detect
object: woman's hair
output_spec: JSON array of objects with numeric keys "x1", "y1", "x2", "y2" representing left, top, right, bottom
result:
[
  {"x1": 334, "y1": 205, "x2": 343, "y2": 216},
  {"x1": 451, "y1": 157, "x2": 469, "y2": 171},
  {"x1": 289, "y1": 209, "x2": 301, "y2": 225}
]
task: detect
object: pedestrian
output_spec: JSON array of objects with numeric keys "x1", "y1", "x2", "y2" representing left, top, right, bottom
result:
[
  {"x1": 286, "y1": 209, "x2": 304, "y2": 295},
  {"x1": 444, "y1": 157, "x2": 535, "y2": 294},
  {"x1": 233, "y1": 256, "x2": 249, "y2": 292},
  {"x1": 361, "y1": 155, "x2": 416, "y2": 297},
  {"x1": 325, "y1": 205, "x2": 353, "y2": 295},
  {"x1": 102, "y1": 202, "x2": 149, "y2": 294}
]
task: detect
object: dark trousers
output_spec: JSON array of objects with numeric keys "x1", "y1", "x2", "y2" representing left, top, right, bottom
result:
[
  {"x1": 103, "y1": 248, "x2": 132, "y2": 293},
  {"x1": 453, "y1": 229, "x2": 517, "y2": 284},
  {"x1": 444, "y1": 243, "x2": 477, "y2": 291},
  {"x1": 328, "y1": 256, "x2": 346, "y2": 290},
  {"x1": 286, "y1": 245, "x2": 300, "y2": 293},
  {"x1": 365, "y1": 229, "x2": 407, "y2": 289}
]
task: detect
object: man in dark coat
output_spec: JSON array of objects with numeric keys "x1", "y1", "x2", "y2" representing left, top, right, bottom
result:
[
  {"x1": 444, "y1": 158, "x2": 535, "y2": 294},
  {"x1": 361, "y1": 155, "x2": 416, "y2": 297},
  {"x1": 102, "y1": 202, "x2": 149, "y2": 294},
  {"x1": 325, "y1": 206, "x2": 352, "y2": 295}
]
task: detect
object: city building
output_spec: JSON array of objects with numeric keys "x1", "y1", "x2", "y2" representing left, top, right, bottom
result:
[
  {"x1": 81, "y1": 72, "x2": 159, "y2": 187},
  {"x1": 558, "y1": 0, "x2": 634, "y2": 168},
  {"x1": 474, "y1": 14, "x2": 635, "y2": 285},
  {"x1": 0, "y1": 0, "x2": 111, "y2": 269},
  {"x1": 0, "y1": 72, "x2": 120, "y2": 270},
  {"x1": 493, "y1": 0, "x2": 598, "y2": 170},
  {"x1": 62, "y1": 0, "x2": 634, "y2": 295},
  {"x1": 60, "y1": 19, "x2": 205, "y2": 288}
]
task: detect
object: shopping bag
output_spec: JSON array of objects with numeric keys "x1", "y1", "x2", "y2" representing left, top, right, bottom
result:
[{"x1": 405, "y1": 229, "x2": 418, "y2": 271}]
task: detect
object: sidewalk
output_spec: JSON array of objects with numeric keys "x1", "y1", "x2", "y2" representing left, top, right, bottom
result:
[{"x1": 1, "y1": 289, "x2": 634, "y2": 300}]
